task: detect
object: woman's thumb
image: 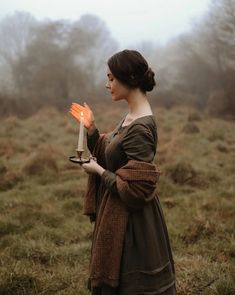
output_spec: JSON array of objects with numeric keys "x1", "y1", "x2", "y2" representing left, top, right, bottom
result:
[{"x1": 84, "y1": 102, "x2": 91, "y2": 110}]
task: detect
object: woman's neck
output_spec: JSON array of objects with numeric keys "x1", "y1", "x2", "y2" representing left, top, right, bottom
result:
[{"x1": 125, "y1": 89, "x2": 152, "y2": 117}]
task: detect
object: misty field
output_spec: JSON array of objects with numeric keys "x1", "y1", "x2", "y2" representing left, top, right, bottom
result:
[{"x1": 0, "y1": 105, "x2": 234, "y2": 295}]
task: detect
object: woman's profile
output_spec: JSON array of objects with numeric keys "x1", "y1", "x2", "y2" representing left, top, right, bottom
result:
[{"x1": 70, "y1": 49, "x2": 177, "y2": 294}]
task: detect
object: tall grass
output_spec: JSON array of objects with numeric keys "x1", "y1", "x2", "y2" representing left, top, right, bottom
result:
[{"x1": 0, "y1": 105, "x2": 234, "y2": 294}]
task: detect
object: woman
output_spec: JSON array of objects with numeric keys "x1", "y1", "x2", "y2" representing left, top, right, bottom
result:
[{"x1": 70, "y1": 49, "x2": 177, "y2": 295}]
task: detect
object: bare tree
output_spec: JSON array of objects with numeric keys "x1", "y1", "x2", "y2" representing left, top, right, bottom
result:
[
  {"x1": 0, "y1": 11, "x2": 37, "y2": 91},
  {"x1": 157, "y1": 0, "x2": 235, "y2": 113},
  {"x1": 8, "y1": 14, "x2": 118, "y2": 109},
  {"x1": 70, "y1": 14, "x2": 118, "y2": 88}
]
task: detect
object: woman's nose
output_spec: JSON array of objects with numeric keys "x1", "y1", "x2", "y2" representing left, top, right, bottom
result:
[{"x1": 105, "y1": 82, "x2": 110, "y2": 89}]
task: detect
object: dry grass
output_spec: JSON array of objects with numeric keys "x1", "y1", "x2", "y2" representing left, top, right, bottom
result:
[
  {"x1": 0, "y1": 104, "x2": 234, "y2": 294},
  {"x1": 22, "y1": 150, "x2": 58, "y2": 176}
]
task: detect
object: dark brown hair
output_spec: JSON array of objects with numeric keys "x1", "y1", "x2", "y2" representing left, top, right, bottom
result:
[{"x1": 107, "y1": 49, "x2": 156, "y2": 93}]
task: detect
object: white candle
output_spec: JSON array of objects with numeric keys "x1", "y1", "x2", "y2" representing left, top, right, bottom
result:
[{"x1": 77, "y1": 111, "x2": 84, "y2": 151}]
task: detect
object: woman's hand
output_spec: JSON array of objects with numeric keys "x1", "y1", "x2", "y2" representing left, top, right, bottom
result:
[
  {"x1": 69, "y1": 102, "x2": 95, "y2": 129},
  {"x1": 81, "y1": 158, "x2": 105, "y2": 176}
]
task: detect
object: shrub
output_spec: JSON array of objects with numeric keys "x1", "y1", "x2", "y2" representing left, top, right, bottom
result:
[
  {"x1": 0, "y1": 274, "x2": 40, "y2": 294},
  {"x1": 165, "y1": 161, "x2": 197, "y2": 185},
  {"x1": 0, "y1": 171, "x2": 23, "y2": 192},
  {"x1": 22, "y1": 150, "x2": 58, "y2": 176},
  {"x1": 182, "y1": 217, "x2": 216, "y2": 244},
  {"x1": 207, "y1": 88, "x2": 235, "y2": 119},
  {"x1": 216, "y1": 142, "x2": 229, "y2": 153},
  {"x1": 0, "y1": 221, "x2": 21, "y2": 237},
  {"x1": 165, "y1": 160, "x2": 213, "y2": 189},
  {"x1": 208, "y1": 130, "x2": 225, "y2": 142},
  {"x1": 0, "y1": 93, "x2": 37, "y2": 118},
  {"x1": 215, "y1": 277, "x2": 235, "y2": 295},
  {"x1": 188, "y1": 112, "x2": 202, "y2": 122},
  {"x1": 0, "y1": 160, "x2": 7, "y2": 175},
  {"x1": 182, "y1": 122, "x2": 200, "y2": 134}
]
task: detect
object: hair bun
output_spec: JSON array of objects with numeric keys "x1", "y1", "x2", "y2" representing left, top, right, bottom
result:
[
  {"x1": 140, "y1": 67, "x2": 156, "y2": 92},
  {"x1": 107, "y1": 49, "x2": 156, "y2": 93}
]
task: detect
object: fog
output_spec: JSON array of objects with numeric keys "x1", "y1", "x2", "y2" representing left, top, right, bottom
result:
[{"x1": 0, "y1": 0, "x2": 234, "y2": 119}]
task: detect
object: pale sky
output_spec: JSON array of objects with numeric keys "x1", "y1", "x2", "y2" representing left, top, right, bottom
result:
[{"x1": 0, "y1": 0, "x2": 211, "y2": 47}]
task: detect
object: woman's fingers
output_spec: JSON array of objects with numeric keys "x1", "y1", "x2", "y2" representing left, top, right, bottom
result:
[
  {"x1": 83, "y1": 102, "x2": 94, "y2": 121},
  {"x1": 69, "y1": 102, "x2": 94, "y2": 128},
  {"x1": 71, "y1": 102, "x2": 83, "y2": 109},
  {"x1": 71, "y1": 103, "x2": 87, "y2": 112},
  {"x1": 71, "y1": 104, "x2": 86, "y2": 114},
  {"x1": 69, "y1": 110, "x2": 92, "y2": 128},
  {"x1": 70, "y1": 108, "x2": 89, "y2": 121},
  {"x1": 72, "y1": 102, "x2": 92, "y2": 114},
  {"x1": 71, "y1": 105, "x2": 89, "y2": 117},
  {"x1": 70, "y1": 109, "x2": 82, "y2": 118},
  {"x1": 69, "y1": 110, "x2": 81, "y2": 121},
  {"x1": 70, "y1": 107, "x2": 87, "y2": 119},
  {"x1": 70, "y1": 108, "x2": 88, "y2": 119},
  {"x1": 71, "y1": 102, "x2": 93, "y2": 116}
]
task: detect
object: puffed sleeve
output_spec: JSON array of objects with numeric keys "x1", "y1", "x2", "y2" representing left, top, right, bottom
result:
[{"x1": 122, "y1": 123, "x2": 157, "y2": 162}]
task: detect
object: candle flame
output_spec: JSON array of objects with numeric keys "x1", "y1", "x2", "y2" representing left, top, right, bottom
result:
[{"x1": 81, "y1": 111, "x2": 84, "y2": 116}]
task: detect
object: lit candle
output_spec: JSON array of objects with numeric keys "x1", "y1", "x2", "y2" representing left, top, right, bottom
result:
[{"x1": 77, "y1": 111, "x2": 84, "y2": 151}]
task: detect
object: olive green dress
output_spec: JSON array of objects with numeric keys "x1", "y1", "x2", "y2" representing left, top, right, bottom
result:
[{"x1": 87, "y1": 115, "x2": 177, "y2": 295}]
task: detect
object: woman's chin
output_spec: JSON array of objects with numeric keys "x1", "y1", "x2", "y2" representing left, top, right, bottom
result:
[
  {"x1": 111, "y1": 95, "x2": 122, "y2": 101},
  {"x1": 111, "y1": 95, "x2": 117, "y2": 101}
]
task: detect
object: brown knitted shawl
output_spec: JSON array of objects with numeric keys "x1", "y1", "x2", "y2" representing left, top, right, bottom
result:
[{"x1": 84, "y1": 133, "x2": 161, "y2": 288}]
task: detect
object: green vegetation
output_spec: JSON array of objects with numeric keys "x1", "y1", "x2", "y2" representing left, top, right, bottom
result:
[{"x1": 0, "y1": 105, "x2": 234, "y2": 294}]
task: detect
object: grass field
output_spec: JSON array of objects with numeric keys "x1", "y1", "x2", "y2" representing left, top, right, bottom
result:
[{"x1": 0, "y1": 104, "x2": 234, "y2": 294}]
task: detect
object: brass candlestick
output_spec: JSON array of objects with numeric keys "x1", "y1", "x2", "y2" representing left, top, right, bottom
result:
[{"x1": 69, "y1": 149, "x2": 90, "y2": 164}]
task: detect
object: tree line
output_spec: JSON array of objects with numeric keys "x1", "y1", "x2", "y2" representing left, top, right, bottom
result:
[{"x1": 0, "y1": 0, "x2": 234, "y2": 118}]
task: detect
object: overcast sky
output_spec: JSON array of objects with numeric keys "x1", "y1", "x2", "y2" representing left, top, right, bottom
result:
[{"x1": 0, "y1": 0, "x2": 211, "y2": 47}]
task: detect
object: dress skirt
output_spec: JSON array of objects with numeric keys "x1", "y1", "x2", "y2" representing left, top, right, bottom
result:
[{"x1": 91, "y1": 195, "x2": 176, "y2": 295}]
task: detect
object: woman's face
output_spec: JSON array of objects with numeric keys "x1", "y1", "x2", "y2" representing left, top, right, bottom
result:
[{"x1": 105, "y1": 67, "x2": 131, "y2": 101}]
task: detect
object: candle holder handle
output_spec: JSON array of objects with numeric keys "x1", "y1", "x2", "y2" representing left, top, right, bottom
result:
[{"x1": 69, "y1": 149, "x2": 90, "y2": 165}]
